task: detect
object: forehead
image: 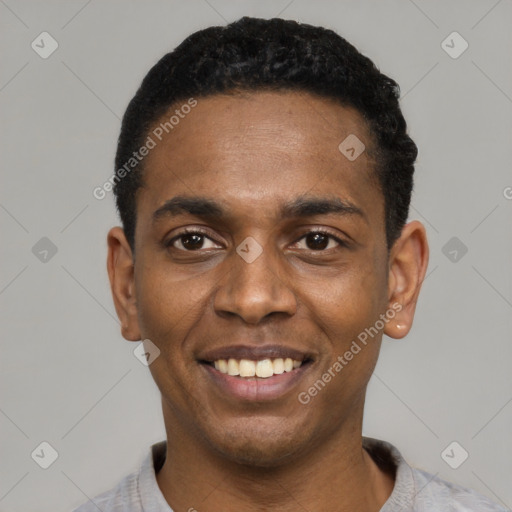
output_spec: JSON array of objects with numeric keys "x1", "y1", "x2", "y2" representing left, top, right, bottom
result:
[{"x1": 136, "y1": 90, "x2": 382, "y2": 226}]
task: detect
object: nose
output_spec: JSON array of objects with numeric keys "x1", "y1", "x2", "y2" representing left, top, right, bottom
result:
[{"x1": 213, "y1": 241, "x2": 297, "y2": 325}]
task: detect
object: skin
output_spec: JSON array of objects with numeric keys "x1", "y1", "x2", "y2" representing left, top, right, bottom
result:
[{"x1": 107, "y1": 90, "x2": 429, "y2": 512}]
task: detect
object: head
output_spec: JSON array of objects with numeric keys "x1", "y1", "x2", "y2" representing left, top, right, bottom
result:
[{"x1": 107, "y1": 17, "x2": 428, "y2": 467}]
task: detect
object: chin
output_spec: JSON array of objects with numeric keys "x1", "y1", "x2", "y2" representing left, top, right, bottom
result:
[
  {"x1": 217, "y1": 440, "x2": 299, "y2": 468},
  {"x1": 206, "y1": 420, "x2": 312, "y2": 468}
]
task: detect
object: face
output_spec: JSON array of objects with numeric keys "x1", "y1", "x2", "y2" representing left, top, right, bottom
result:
[{"x1": 108, "y1": 91, "x2": 427, "y2": 467}]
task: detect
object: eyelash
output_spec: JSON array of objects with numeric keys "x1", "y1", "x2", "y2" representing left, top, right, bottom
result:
[{"x1": 165, "y1": 227, "x2": 348, "y2": 252}]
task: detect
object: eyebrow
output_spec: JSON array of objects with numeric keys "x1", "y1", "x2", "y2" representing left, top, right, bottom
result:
[{"x1": 152, "y1": 195, "x2": 366, "y2": 224}]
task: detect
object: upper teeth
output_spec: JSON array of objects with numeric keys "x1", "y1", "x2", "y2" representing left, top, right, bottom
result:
[{"x1": 214, "y1": 358, "x2": 302, "y2": 378}]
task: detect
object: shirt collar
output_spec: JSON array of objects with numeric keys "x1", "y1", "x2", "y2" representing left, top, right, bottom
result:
[
  {"x1": 139, "y1": 440, "x2": 174, "y2": 511},
  {"x1": 363, "y1": 436, "x2": 416, "y2": 512}
]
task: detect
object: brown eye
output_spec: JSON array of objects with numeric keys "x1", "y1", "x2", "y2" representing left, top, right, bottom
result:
[
  {"x1": 179, "y1": 233, "x2": 205, "y2": 250},
  {"x1": 305, "y1": 232, "x2": 330, "y2": 250},
  {"x1": 167, "y1": 230, "x2": 221, "y2": 251},
  {"x1": 293, "y1": 231, "x2": 344, "y2": 251}
]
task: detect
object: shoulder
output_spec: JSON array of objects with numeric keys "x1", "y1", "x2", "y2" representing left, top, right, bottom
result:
[
  {"x1": 410, "y1": 467, "x2": 509, "y2": 512},
  {"x1": 71, "y1": 469, "x2": 142, "y2": 512},
  {"x1": 363, "y1": 437, "x2": 508, "y2": 512}
]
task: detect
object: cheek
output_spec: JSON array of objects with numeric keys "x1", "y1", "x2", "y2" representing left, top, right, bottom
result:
[
  {"x1": 134, "y1": 265, "x2": 215, "y2": 409},
  {"x1": 134, "y1": 261, "x2": 213, "y2": 352},
  {"x1": 300, "y1": 257, "x2": 387, "y2": 344}
]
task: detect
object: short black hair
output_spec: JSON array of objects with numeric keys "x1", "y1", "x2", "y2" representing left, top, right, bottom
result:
[{"x1": 113, "y1": 16, "x2": 417, "y2": 252}]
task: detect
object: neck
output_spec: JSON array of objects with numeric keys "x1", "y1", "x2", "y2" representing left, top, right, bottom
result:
[{"x1": 156, "y1": 406, "x2": 395, "y2": 512}]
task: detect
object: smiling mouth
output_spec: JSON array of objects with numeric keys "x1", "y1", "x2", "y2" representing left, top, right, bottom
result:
[{"x1": 201, "y1": 357, "x2": 312, "y2": 379}]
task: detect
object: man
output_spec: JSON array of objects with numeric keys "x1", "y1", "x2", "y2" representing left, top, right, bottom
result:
[{"x1": 75, "y1": 16, "x2": 506, "y2": 512}]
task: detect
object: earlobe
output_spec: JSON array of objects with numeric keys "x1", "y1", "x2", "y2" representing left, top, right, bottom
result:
[
  {"x1": 107, "y1": 227, "x2": 141, "y2": 342},
  {"x1": 384, "y1": 221, "x2": 429, "y2": 340}
]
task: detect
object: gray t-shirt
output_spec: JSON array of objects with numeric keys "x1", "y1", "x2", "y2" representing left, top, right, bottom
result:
[{"x1": 72, "y1": 437, "x2": 508, "y2": 511}]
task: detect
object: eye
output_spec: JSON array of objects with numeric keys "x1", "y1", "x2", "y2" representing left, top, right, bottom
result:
[
  {"x1": 166, "y1": 229, "x2": 221, "y2": 251},
  {"x1": 165, "y1": 228, "x2": 347, "y2": 253},
  {"x1": 292, "y1": 230, "x2": 346, "y2": 251}
]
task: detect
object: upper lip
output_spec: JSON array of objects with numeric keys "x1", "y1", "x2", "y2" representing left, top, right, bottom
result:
[{"x1": 197, "y1": 344, "x2": 312, "y2": 363}]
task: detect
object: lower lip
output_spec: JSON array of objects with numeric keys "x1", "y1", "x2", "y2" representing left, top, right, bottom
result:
[{"x1": 200, "y1": 363, "x2": 312, "y2": 402}]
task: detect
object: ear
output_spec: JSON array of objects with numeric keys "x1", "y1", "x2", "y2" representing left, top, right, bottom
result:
[
  {"x1": 107, "y1": 227, "x2": 141, "y2": 341},
  {"x1": 384, "y1": 220, "x2": 429, "y2": 339}
]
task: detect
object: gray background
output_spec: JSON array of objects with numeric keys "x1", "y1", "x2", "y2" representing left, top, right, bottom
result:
[{"x1": 1, "y1": 0, "x2": 511, "y2": 511}]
